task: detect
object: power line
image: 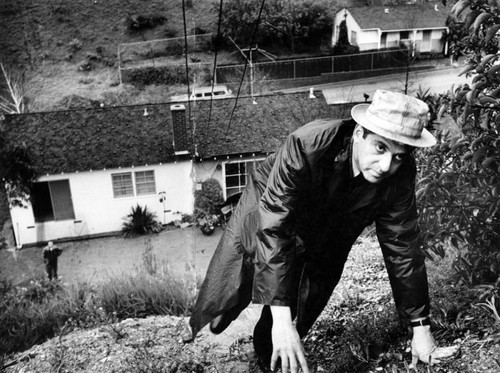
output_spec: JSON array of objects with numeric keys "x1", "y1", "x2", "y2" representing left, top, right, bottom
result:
[
  {"x1": 181, "y1": 0, "x2": 193, "y2": 142},
  {"x1": 206, "y1": 0, "x2": 225, "y2": 134},
  {"x1": 224, "y1": 0, "x2": 267, "y2": 137}
]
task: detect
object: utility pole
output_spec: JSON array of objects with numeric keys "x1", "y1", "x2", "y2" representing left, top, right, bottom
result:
[
  {"x1": 228, "y1": 36, "x2": 256, "y2": 100},
  {"x1": 227, "y1": 36, "x2": 276, "y2": 101}
]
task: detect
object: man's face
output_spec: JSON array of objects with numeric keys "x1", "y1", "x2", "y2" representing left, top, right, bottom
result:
[{"x1": 352, "y1": 125, "x2": 410, "y2": 184}]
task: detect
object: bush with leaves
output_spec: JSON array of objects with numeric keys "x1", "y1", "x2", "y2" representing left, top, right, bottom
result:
[
  {"x1": 125, "y1": 14, "x2": 167, "y2": 33},
  {"x1": 193, "y1": 178, "x2": 224, "y2": 223},
  {"x1": 217, "y1": 0, "x2": 332, "y2": 52},
  {"x1": 415, "y1": 0, "x2": 500, "y2": 317},
  {"x1": 122, "y1": 204, "x2": 162, "y2": 237}
]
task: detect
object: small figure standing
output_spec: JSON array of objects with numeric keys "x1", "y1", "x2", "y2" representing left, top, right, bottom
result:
[{"x1": 43, "y1": 241, "x2": 62, "y2": 280}]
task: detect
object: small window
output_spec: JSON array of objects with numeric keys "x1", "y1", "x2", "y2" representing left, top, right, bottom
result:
[
  {"x1": 135, "y1": 170, "x2": 156, "y2": 196},
  {"x1": 351, "y1": 31, "x2": 357, "y2": 45},
  {"x1": 112, "y1": 173, "x2": 134, "y2": 198},
  {"x1": 32, "y1": 180, "x2": 75, "y2": 222},
  {"x1": 400, "y1": 31, "x2": 410, "y2": 40},
  {"x1": 112, "y1": 170, "x2": 156, "y2": 198}
]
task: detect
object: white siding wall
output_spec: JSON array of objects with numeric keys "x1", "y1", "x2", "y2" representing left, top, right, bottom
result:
[
  {"x1": 10, "y1": 162, "x2": 194, "y2": 246},
  {"x1": 357, "y1": 29, "x2": 380, "y2": 51}
]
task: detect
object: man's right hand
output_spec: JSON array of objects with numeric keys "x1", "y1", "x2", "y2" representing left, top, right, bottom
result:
[{"x1": 270, "y1": 305, "x2": 310, "y2": 373}]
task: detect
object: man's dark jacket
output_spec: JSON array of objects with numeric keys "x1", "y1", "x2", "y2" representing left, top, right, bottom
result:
[{"x1": 189, "y1": 119, "x2": 430, "y2": 337}]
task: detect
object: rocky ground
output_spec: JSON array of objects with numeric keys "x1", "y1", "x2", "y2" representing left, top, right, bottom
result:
[{"x1": 3, "y1": 235, "x2": 500, "y2": 373}]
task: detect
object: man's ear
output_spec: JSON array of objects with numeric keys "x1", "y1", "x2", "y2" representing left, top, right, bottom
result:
[{"x1": 353, "y1": 124, "x2": 364, "y2": 143}]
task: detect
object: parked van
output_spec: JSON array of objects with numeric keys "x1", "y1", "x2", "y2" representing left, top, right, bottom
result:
[{"x1": 170, "y1": 85, "x2": 233, "y2": 102}]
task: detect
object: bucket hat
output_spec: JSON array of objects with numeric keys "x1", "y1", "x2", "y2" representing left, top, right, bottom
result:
[{"x1": 351, "y1": 90, "x2": 436, "y2": 148}]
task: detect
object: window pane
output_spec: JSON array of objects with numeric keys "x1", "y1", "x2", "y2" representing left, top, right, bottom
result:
[
  {"x1": 225, "y1": 161, "x2": 253, "y2": 197},
  {"x1": 225, "y1": 163, "x2": 240, "y2": 175},
  {"x1": 239, "y1": 174, "x2": 246, "y2": 185},
  {"x1": 32, "y1": 182, "x2": 54, "y2": 222},
  {"x1": 135, "y1": 170, "x2": 156, "y2": 195},
  {"x1": 112, "y1": 173, "x2": 134, "y2": 198},
  {"x1": 49, "y1": 180, "x2": 75, "y2": 220},
  {"x1": 226, "y1": 175, "x2": 240, "y2": 188}
]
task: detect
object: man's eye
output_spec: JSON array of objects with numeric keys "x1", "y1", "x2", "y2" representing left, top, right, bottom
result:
[
  {"x1": 376, "y1": 144, "x2": 385, "y2": 152},
  {"x1": 394, "y1": 154, "x2": 405, "y2": 162}
]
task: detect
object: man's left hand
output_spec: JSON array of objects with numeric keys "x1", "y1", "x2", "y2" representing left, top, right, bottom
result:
[{"x1": 411, "y1": 324, "x2": 459, "y2": 367}]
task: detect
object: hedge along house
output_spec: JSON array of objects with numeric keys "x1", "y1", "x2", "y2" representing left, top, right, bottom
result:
[
  {"x1": 4, "y1": 92, "x2": 354, "y2": 246},
  {"x1": 333, "y1": 3, "x2": 450, "y2": 55}
]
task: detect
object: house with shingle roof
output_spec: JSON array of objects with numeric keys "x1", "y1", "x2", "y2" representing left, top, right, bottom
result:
[
  {"x1": 333, "y1": 2, "x2": 450, "y2": 54},
  {"x1": 4, "y1": 92, "x2": 354, "y2": 246}
]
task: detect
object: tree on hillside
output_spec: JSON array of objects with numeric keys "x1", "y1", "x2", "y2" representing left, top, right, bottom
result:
[
  {"x1": 332, "y1": 19, "x2": 359, "y2": 55},
  {"x1": 216, "y1": 0, "x2": 263, "y2": 47},
  {"x1": 264, "y1": 0, "x2": 333, "y2": 52},
  {"x1": 0, "y1": 128, "x2": 38, "y2": 207},
  {"x1": 0, "y1": 64, "x2": 37, "y2": 206},
  {"x1": 0, "y1": 63, "x2": 26, "y2": 115},
  {"x1": 217, "y1": 0, "x2": 332, "y2": 53},
  {"x1": 416, "y1": 0, "x2": 500, "y2": 310}
]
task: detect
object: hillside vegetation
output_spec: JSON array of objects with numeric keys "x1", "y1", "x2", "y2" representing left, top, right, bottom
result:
[
  {"x1": 0, "y1": 0, "x2": 341, "y2": 111},
  {"x1": 1, "y1": 0, "x2": 224, "y2": 111}
]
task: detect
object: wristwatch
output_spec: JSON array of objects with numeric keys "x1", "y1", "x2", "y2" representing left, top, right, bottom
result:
[{"x1": 410, "y1": 318, "x2": 431, "y2": 327}]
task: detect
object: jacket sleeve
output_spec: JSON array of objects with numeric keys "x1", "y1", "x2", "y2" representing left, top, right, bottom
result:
[
  {"x1": 252, "y1": 130, "x2": 311, "y2": 306},
  {"x1": 375, "y1": 177, "x2": 430, "y2": 321}
]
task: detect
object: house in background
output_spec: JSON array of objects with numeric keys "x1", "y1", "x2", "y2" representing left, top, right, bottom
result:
[
  {"x1": 4, "y1": 92, "x2": 354, "y2": 246},
  {"x1": 333, "y1": 3, "x2": 450, "y2": 54}
]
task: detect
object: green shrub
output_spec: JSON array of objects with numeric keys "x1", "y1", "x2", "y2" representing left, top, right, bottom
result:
[
  {"x1": 415, "y1": 92, "x2": 500, "y2": 311},
  {"x1": 122, "y1": 204, "x2": 162, "y2": 237},
  {"x1": 193, "y1": 178, "x2": 224, "y2": 222},
  {"x1": 125, "y1": 14, "x2": 167, "y2": 32},
  {"x1": 126, "y1": 65, "x2": 186, "y2": 86},
  {"x1": 0, "y1": 278, "x2": 104, "y2": 354},
  {"x1": 0, "y1": 266, "x2": 194, "y2": 354}
]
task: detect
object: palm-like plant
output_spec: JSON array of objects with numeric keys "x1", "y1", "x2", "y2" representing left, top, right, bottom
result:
[{"x1": 122, "y1": 204, "x2": 162, "y2": 237}]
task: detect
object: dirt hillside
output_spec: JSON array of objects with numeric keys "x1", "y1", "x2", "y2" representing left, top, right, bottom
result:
[{"x1": 0, "y1": 0, "x2": 219, "y2": 111}]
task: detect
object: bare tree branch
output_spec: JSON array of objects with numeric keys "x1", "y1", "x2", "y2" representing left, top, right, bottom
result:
[{"x1": 0, "y1": 63, "x2": 25, "y2": 114}]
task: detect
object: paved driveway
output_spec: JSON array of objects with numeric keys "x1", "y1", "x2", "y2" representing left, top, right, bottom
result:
[{"x1": 0, "y1": 226, "x2": 222, "y2": 285}]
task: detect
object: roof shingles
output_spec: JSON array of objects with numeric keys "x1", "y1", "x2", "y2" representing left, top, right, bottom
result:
[
  {"x1": 5, "y1": 93, "x2": 354, "y2": 175},
  {"x1": 347, "y1": 3, "x2": 450, "y2": 31}
]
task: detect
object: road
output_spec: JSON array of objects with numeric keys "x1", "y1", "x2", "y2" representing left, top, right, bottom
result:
[{"x1": 280, "y1": 66, "x2": 472, "y2": 104}]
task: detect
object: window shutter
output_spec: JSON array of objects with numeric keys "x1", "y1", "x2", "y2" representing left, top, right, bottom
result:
[{"x1": 49, "y1": 180, "x2": 75, "y2": 220}]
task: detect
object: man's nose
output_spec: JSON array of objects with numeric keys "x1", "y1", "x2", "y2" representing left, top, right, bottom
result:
[{"x1": 379, "y1": 153, "x2": 392, "y2": 173}]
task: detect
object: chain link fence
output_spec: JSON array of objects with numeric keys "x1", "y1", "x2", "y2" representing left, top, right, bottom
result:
[{"x1": 118, "y1": 34, "x2": 214, "y2": 84}]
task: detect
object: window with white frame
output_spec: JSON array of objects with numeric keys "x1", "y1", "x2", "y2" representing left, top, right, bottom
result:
[
  {"x1": 112, "y1": 170, "x2": 156, "y2": 198},
  {"x1": 224, "y1": 159, "x2": 264, "y2": 198},
  {"x1": 32, "y1": 180, "x2": 75, "y2": 222}
]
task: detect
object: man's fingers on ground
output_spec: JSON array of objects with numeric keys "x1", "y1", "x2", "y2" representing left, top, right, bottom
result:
[
  {"x1": 270, "y1": 352, "x2": 278, "y2": 371},
  {"x1": 433, "y1": 345, "x2": 460, "y2": 358}
]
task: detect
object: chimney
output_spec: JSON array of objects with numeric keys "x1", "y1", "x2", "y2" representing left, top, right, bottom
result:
[
  {"x1": 384, "y1": 8, "x2": 389, "y2": 14},
  {"x1": 170, "y1": 104, "x2": 190, "y2": 155}
]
